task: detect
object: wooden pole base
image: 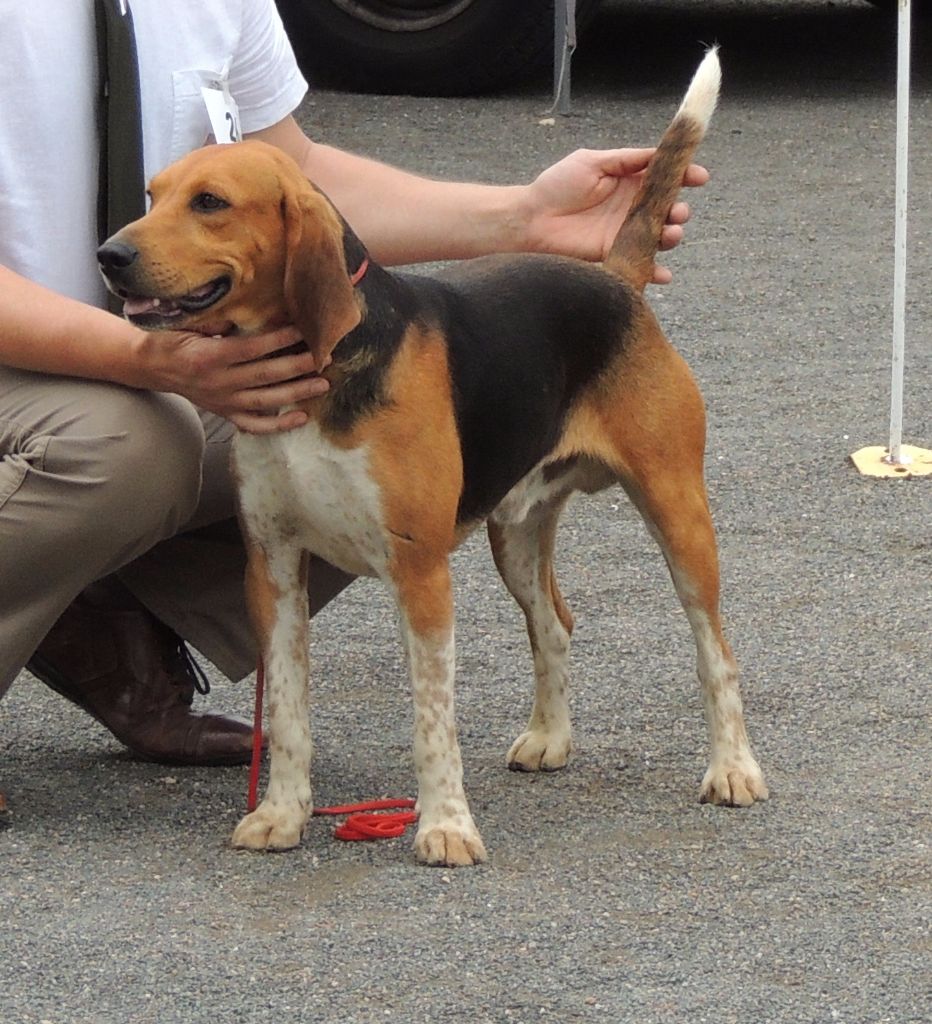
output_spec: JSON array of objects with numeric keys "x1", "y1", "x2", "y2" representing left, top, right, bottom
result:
[{"x1": 850, "y1": 444, "x2": 932, "y2": 478}]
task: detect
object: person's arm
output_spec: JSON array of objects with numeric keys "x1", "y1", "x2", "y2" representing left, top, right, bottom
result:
[
  {"x1": 0, "y1": 265, "x2": 328, "y2": 433},
  {"x1": 246, "y1": 115, "x2": 708, "y2": 282}
]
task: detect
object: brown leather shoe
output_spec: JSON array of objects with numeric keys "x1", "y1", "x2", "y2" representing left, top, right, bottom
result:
[{"x1": 27, "y1": 579, "x2": 257, "y2": 766}]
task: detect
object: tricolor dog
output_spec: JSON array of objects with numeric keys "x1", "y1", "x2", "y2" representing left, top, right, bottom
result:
[{"x1": 98, "y1": 48, "x2": 767, "y2": 866}]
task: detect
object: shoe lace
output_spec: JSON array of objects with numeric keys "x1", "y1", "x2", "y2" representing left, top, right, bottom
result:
[{"x1": 168, "y1": 635, "x2": 212, "y2": 697}]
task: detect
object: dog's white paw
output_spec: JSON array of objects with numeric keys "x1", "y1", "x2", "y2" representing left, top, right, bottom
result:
[
  {"x1": 700, "y1": 755, "x2": 768, "y2": 807},
  {"x1": 507, "y1": 729, "x2": 571, "y2": 772},
  {"x1": 414, "y1": 821, "x2": 487, "y2": 867},
  {"x1": 231, "y1": 801, "x2": 308, "y2": 851}
]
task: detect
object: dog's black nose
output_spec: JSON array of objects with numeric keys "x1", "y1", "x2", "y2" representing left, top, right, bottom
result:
[{"x1": 97, "y1": 240, "x2": 140, "y2": 271}]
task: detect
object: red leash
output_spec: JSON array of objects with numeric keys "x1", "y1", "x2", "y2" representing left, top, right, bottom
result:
[
  {"x1": 247, "y1": 660, "x2": 417, "y2": 841},
  {"x1": 314, "y1": 798, "x2": 417, "y2": 841},
  {"x1": 247, "y1": 659, "x2": 265, "y2": 813}
]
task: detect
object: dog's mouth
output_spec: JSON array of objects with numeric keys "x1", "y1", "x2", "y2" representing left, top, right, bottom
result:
[{"x1": 117, "y1": 275, "x2": 232, "y2": 327}]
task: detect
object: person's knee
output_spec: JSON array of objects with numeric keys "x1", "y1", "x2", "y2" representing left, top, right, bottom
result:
[
  {"x1": 48, "y1": 388, "x2": 206, "y2": 550},
  {"x1": 105, "y1": 391, "x2": 206, "y2": 539}
]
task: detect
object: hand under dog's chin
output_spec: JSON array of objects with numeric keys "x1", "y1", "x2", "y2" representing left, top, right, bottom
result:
[
  {"x1": 125, "y1": 309, "x2": 235, "y2": 337},
  {"x1": 184, "y1": 317, "x2": 236, "y2": 337}
]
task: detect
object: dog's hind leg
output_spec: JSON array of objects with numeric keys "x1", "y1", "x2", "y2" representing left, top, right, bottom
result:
[
  {"x1": 603, "y1": 351, "x2": 767, "y2": 806},
  {"x1": 626, "y1": 472, "x2": 766, "y2": 806},
  {"x1": 232, "y1": 541, "x2": 313, "y2": 851},
  {"x1": 577, "y1": 320, "x2": 768, "y2": 807},
  {"x1": 488, "y1": 501, "x2": 575, "y2": 773}
]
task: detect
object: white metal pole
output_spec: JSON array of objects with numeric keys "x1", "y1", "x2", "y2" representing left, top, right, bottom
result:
[
  {"x1": 850, "y1": 0, "x2": 932, "y2": 477},
  {"x1": 887, "y1": 0, "x2": 911, "y2": 464}
]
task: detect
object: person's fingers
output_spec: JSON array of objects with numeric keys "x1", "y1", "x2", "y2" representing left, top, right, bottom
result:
[
  {"x1": 666, "y1": 200, "x2": 691, "y2": 227},
  {"x1": 651, "y1": 264, "x2": 673, "y2": 286},
  {"x1": 682, "y1": 163, "x2": 710, "y2": 188},
  {"x1": 593, "y1": 148, "x2": 655, "y2": 176},
  {"x1": 658, "y1": 223, "x2": 685, "y2": 252},
  {"x1": 229, "y1": 408, "x2": 309, "y2": 434},
  {"x1": 225, "y1": 325, "x2": 305, "y2": 365},
  {"x1": 590, "y1": 150, "x2": 708, "y2": 189},
  {"x1": 223, "y1": 348, "x2": 323, "y2": 391},
  {"x1": 230, "y1": 373, "x2": 330, "y2": 412}
]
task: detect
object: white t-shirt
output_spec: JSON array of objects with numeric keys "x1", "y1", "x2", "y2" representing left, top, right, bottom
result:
[{"x1": 0, "y1": 0, "x2": 308, "y2": 308}]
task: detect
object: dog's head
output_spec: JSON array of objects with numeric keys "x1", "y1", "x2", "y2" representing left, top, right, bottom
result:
[{"x1": 98, "y1": 140, "x2": 363, "y2": 365}]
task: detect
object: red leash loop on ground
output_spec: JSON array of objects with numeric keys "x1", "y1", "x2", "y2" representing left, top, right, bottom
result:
[
  {"x1": 247, "y1": 662, "x2": 416, "y2": 841},
  {"x1": 313, "y1": 799, "x2": 418, "y2": 842}
]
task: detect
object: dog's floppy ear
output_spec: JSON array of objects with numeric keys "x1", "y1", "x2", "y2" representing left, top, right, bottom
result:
[{"x1": 282, "y1": 186, "x2": 362, "y2": 367}]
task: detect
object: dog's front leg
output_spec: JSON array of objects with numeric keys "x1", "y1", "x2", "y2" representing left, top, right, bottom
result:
[
  {"x1": 232, "y1": 541, "x2": 312, "y2": 851},
  {"x1": 393, "y1": 560, "x2": 487, "y2": 867}
]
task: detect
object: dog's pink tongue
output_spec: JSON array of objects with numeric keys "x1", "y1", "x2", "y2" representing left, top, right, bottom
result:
[{"x1": 122, "y1": 296, "x2": 180, "y2": 317}]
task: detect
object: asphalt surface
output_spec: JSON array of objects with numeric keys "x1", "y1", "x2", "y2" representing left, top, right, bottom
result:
[{"x1": 2, "y1": 2, "x2": 930, "y2": 1022}]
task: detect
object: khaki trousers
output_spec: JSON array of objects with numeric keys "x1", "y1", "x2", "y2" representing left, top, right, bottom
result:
[{"x1": 0, "y1": 365, "x2": 354, "y2": 697}]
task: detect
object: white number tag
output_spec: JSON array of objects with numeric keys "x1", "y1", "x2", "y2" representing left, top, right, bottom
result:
[{"x1": 200, "y1": 61, "x2": 241, "y2": 144}]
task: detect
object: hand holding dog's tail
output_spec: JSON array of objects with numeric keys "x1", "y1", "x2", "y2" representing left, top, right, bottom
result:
[{"x1": 606, "y1": 47, "x2": 721, "y2": 291}]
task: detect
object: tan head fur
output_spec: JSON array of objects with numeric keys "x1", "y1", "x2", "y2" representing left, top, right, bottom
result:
[{"x1": 101, "y1": 140, "x2": 362, "y2": 361}]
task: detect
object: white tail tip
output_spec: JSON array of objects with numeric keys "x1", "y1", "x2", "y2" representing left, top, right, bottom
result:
[{"x1": 676, "y1": 46, "x2": 721, "y2": 131}]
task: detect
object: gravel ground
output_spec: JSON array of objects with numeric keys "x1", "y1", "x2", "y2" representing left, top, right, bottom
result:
[{"x1": 2, "y1": 3, "x2": 930, "y2": 1022}]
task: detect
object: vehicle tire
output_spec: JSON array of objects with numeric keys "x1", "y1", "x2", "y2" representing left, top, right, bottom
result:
[{"x1": 276, "y1": 0, "x2": 602, "y2": 97}]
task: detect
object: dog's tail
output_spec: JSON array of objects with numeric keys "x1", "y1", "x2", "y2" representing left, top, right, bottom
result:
[{"x1": 604, "y1": 46, "x2": 720, "y2": 291}]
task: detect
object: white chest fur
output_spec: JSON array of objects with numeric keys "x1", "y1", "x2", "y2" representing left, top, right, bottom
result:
[{"x1": 234, "y1": 423, "x2": 389, "y2": 578}]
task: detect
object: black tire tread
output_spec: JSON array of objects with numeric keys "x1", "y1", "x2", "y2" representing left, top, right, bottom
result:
[{"x1": 277, "y1": 0, "x2": 602, "y2": 96}]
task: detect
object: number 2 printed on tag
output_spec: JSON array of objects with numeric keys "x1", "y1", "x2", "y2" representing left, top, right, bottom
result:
[{"x1": 201, "y1": 75, "x2": 241, "y2": 145}]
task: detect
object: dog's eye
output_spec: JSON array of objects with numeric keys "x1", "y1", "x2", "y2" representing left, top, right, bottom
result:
[{"x1": 191, "y1": 192, "x2": 230, "y2": 213}]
